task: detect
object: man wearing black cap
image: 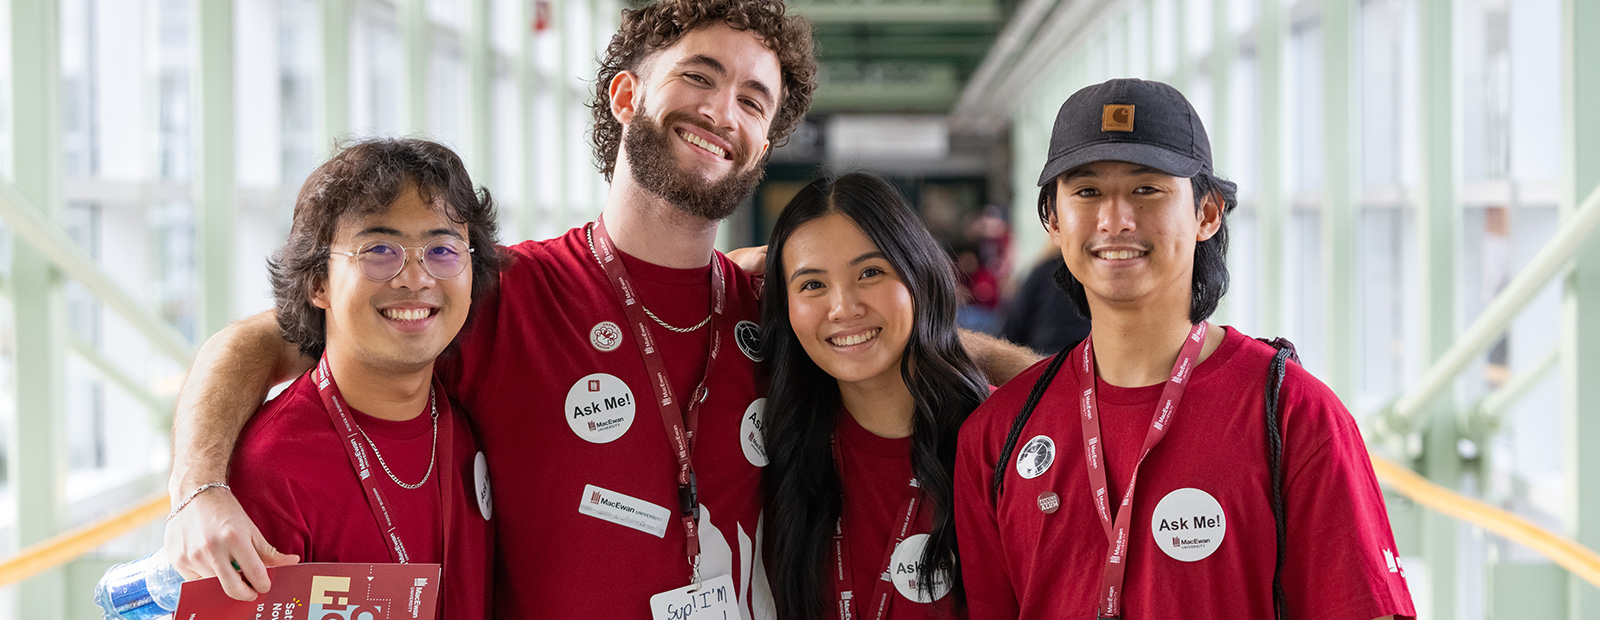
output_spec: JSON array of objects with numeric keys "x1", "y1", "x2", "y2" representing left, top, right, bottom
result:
[{"x1": 953, "y1": 78, "x2": 1415, "y2": 619}]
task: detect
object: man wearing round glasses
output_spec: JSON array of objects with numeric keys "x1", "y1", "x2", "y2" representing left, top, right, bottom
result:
[{"x1": 212, "y1": 138, "x2": 507, "y2": 620}]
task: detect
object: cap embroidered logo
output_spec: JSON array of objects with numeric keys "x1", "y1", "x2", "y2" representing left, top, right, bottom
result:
[{"x1": 1102, "y1": 104, "x2": 1135, "y2": 132}]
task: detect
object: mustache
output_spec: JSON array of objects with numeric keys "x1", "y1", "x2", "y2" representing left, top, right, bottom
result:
[
  {"x1": 1083, "y1": 238, "x2": 1154, "y2": 252},
  {"x1": 659, "y1": 110, "x2": 750, "y2": 166}
]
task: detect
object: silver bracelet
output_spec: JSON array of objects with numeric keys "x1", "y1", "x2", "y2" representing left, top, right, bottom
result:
[{"x1": 167, "y1": 482, "x2": 231, "y2": 521}]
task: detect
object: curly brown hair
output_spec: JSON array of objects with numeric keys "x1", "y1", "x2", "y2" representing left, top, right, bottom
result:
[
  {"x1": 589, "y1": 0, "x2": 816, "y2": 181},
  {"x1": 269, "y1": 138, "x2": 511, "y2": 358}
]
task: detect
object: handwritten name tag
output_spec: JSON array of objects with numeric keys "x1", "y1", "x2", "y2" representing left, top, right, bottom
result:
[{"x1": 649, "y1": 574, "x2": 739, "y2": 620}]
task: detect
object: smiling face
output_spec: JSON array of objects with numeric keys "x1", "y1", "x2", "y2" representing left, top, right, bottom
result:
[
  {"x1": 612, "y1": 23, "x2": 781, "y2": 220},
  {"x1": 313, "y1": 184, "x2": 473, "y2": 375},
  {"x1": 1047, "y1": 160, "x2": 1221, "y2": 319},
  {"x1": 782, "y1": 213, "x2": 915, "y2": 392}
]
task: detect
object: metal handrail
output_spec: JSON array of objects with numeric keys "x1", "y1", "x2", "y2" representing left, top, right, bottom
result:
[
  {"x1": 0, "y1": 493, "x2": 168, "y2": 587},
  {"x1": 1370, "y1": 452, "x2": 1600, "y2": 587},
  {"x1": 1461, "y1": 347, "x2": 1560, "y2": 440},
  {"x1": 0, "y1": 180, "x2": 195, "y2": 365},
  {"x1": 1379, "y1": 181, "x2": 1600, "y2": 433}
]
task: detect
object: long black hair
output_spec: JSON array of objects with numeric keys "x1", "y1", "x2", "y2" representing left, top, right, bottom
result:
[{"x1": 761, "y1": 172, "x2": 989, "y2": 619}]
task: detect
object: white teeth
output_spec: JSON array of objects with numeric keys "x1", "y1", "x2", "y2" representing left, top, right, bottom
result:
[
  {"x1": 382, "y1": 308, "x2": 432, "y2": 321},
  {"x1": 828, "y1": 329, "x2": 880, "y2": 347},
  {"x1": 679, "y1": 131, "x2": 727, "y2": 158},
  {"x1": 1097, "y1": 250, "x2": 1146, "y2": 260}
]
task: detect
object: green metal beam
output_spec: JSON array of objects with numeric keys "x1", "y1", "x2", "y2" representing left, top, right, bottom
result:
[
  {"x1": 468, "y1": 0, "x2": 492, "y2": 187},
  {"x1": 1464, "y1": 345, "x2": 1558, "y2": 440},
  {"x1": 1208, "y1": 0, "x2": 1234, "y2": 327},
  {"x1": 1171, "y1": 0, "x2": 1189, "y2": 90},
  {"x1": 519, "y1": 0, "x2": 541, "y2": 238},
  {"x1": 1321, "y1": 0, "x2": 1357, "y2": 402},
  {"x1": 811, "y1": 64, "x2": 963, "y2": 113},
  {"x1": 317, "y1": 0, "x2": 352, "y2": 152},
  {"x1": 1257, "y1": 0, "x2": 1285, "y2": 338},
  {"x1": 401, "y1": 0, "x2": 429, "y2": 135},
  {"x1": 7, "y1": 1, "x2": 65, "y2": 618},
  {"x1": 194, "y1": 0, "x2": 235, "y2": 339},
  {"x1": 551, "y1": 0, "x2": 570, "y2": 227},
  {"x1": 1562, "y1": 0, "x2": 1600, "y2": 616},
  {"x1": 0, "y1": 181, "x2": 194, "y2": 365},
  {"x1": 1209, "y1": 0, "x2": 1232, "y2": 179},
  {"x1": 66, "y1": 334, "x2": 173, "y2": 422},
  {"x1": 788, "y1": 4, "x2": 1001, "y2": 25},
  {"x1": 1417, "y1": 0, "x2": 1461, "y2": 616}
]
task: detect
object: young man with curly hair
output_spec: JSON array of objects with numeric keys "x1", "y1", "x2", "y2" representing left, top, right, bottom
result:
[
  {"x1": 163, "y1": 1, "x2": 817, "y2": 618},
  {"x1": 226, "y1": 138, "x2": 505, "y2": 620}
]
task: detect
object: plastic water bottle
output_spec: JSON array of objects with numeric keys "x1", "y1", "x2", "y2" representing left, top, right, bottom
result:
[{"x1": 93, "y1": 551, "x2": 183, "y2": 620}]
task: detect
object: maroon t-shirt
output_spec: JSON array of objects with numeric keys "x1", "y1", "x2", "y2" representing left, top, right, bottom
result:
[
  {"x1": 231, "y1": 372, "x2": 493, "y2": 620},
  {"x1": 831, "y1": 409, "x2": 952, "y2": 620},
  {"x1": 438, "y1": 227, "x2": 771, "y2": 619},
  {"x1": 955, "y1": 327, "x2": 1416, "y2": 620}
]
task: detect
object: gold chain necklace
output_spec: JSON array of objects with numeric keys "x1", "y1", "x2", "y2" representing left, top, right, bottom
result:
[{"x1": 586, "y1": 223, "x2": 712, "y2": 333}]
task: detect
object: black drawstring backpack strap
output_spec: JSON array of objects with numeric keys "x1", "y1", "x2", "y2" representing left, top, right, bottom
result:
[
  {"x1": 990, "y1": 339, "x2": 1082, "y2": 499},
  {"x1": 1259, "y1": 337, "x2": 1298, "y2": 620}
]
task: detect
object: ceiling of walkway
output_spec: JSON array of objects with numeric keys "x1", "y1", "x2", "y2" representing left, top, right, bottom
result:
[
  {"x1": 628, "y1": 0, "x2": 1021, "y2": 114},
  {"x1": 791, "y1": 0, "x2": 1018, "y2": 113}
]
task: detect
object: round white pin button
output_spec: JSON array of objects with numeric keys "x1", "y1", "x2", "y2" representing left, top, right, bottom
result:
[
  {"x1": 1150, "y1": 487, "x2": 1227, "y2": 562},
  {"x1": 889, "y1": 533, "x2": 952, "y2": 603},
  {"x1": 473, "y1": 451, "x2": 492, "y2": 520},
  {"x1": 1016, "y1": 435, "x2": 1056, "y2": 479},
  {"x1": 739, "y1": 398, "x2": 768, "y2": 467},
  {"x1": 564, "y1": 373, "x2": 637, "y2": 444},
  {"x1": 590, "y1": 321, "x2": 623, "y2": 352}
]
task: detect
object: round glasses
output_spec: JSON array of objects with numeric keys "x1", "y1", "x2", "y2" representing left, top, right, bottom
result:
[{"x1": 333, "y1": 239, "x2": 475, "y2": 282}]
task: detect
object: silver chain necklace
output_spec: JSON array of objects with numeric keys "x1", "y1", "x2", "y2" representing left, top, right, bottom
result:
[
  {"x1": 586, "y1": 223, "x2": 712, "y2": 333},
  {"x1": 355, "y1": 386, "x2": 438, "y2": 490}
]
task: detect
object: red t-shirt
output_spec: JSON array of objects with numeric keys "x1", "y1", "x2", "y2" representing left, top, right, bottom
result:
[
  {"x1": 955, "y1": 327, "x2": 1416, "y2": 620},
  {"x1": 832, "y1": 409, "x2": 953, "y2": 620},
  {"x1": 438, "y1": 227, "x2": 771, "y2": 619},
  {"x1": 231, "y1": 372, "x2": 493, "y2": 620}
]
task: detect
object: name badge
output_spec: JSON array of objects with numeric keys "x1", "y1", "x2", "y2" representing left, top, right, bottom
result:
[
  {"x1": 578, "y1": 484, "x2": 672, "y2": 538},
  {"x1": 650, "y1": 574, "x2": 739, "y2": 620}
]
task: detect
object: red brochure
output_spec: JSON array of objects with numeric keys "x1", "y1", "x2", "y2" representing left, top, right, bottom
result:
[{"x1": 172, "y1": 562, "x2": 442, "y2": 620}]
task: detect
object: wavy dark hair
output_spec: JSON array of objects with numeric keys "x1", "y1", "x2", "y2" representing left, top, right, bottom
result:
[
  {"x1": 1036, "y1": 169, "x2": 1239, "y2": 323},
  {"x1": 761, "y1": 173, "x2": 988, "y2": 620},
  {"x1": 589, "y1": 0, "x2": 817, "y2": 181},
  {"x1": 269, "y1": 138, "x2": 510, "y2": 358}
]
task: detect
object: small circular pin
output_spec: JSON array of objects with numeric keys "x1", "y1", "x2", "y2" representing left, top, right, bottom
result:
[{"x1": 1037, "y1": 491, "x2": 1061, "y2": 514}]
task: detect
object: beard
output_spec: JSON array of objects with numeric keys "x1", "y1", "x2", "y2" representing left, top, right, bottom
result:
[{"x1": 623, "y1": 104, "x2": 766, "y2": 221}]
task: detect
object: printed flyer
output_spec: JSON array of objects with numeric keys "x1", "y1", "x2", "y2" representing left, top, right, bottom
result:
[{"x1": 172, "y1": 563, "x2": 441, "y2": 620}]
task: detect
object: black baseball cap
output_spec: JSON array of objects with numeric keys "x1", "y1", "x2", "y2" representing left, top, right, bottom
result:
[{"x1": 1036, "y1": 78, "x2": 1213, "y2": 186}]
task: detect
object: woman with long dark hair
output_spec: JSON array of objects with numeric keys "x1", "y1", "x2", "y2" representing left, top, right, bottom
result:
[{"x1": 762, "y1": 173, "x2": 990, "y2": 620}]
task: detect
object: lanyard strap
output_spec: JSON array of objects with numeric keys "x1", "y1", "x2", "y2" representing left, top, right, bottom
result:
[
  {"x1": 313, "y1": 356, "x2": 455, "y2": 565},
  {"x1": 1076, "y1": 322, "x2": 1208, "y2": 619},
  {"x1": 589, "y1": 217, "x2": 726, "y2": 580},
  {"x1": 831, "y1": 435, "x2": 922, "y2": 620}
]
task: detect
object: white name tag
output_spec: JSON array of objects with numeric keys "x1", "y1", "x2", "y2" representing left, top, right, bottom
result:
[
  {"x1": 578, "y1": 484, "x2": 672, "y2": 538},
  {"x1": 650, "y1": 574, "x2": 740, "y2": 620}
]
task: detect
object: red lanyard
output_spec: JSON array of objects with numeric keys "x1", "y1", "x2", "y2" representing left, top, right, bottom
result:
[
  {"x1": 313, "y1": 355, "x2": 455, "y2": 565},
  {"x1": 831, "y1": 435, "x2": 922, "y2": 620},
  {"x1": 589, "y1": 217, "x2": 726, "y2": 581},
  {"x1": 1075, "y1": 322, "x2": 1207, "y2": 619}
]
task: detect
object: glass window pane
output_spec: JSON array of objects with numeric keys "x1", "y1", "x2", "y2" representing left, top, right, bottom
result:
[
  {"x1": 1289, "y1": 23, "x2": 1323, "y2": 194},
  {"x1": 1508, "y1": 0, "x2": 1560, "y2": 183},
  {"x1": 429, "y1": 36, "x2": 469, "y2": 155},
  {"x1": 1186, "y1": 0, "x2": 1213, "y2": 57}
]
